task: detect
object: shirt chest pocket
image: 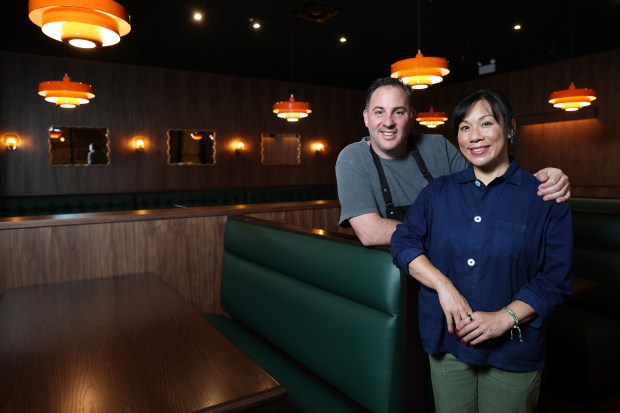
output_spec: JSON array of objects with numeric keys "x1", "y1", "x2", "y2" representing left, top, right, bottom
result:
[{"x1": 490, "y1": 220, "x2": 540, "y2": 267}]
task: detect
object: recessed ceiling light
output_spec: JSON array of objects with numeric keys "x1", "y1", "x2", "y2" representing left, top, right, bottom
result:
[
  {"x1": 193, "y1": 11, "x2": 203, "y2": 22},
  {"x1": 249, "y1": 18, "x2": 261, "y2": 29},
  {"x1": 339, "y1": 36, "x2": 347, "y2": 44}
]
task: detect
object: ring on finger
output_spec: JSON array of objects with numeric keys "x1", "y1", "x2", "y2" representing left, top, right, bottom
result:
[{"x1": 467, "y1": 313, "x2": 474, "y2": 322}]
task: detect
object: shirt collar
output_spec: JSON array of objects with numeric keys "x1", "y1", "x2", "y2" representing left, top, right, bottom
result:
[{"x1": 456, "y1": 157, "x2": 523, "y2": 186}]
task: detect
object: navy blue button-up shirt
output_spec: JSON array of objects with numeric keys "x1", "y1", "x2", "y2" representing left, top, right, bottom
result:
[{"x1": 391, "y1": 160, "x2": 573, "y2": 372}]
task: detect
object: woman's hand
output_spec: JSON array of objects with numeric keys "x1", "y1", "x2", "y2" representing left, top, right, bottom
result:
[
  {"x1": 436, "y1": 282, "x2": 474, "y2": 335},
  {"x1": 456, "y1": 309, "x2": 514, "y2": 346}
]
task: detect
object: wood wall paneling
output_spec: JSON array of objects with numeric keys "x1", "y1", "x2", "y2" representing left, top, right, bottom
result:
[
  {"x1": 3, "y1": 50, "x2": 618, "y2": 198},
  {"x1": 412, "y1": 49, "x2": 620, "y2": 198},
  {"x1": 0, "y1": 51, "x2": 367, "y2": 196}
]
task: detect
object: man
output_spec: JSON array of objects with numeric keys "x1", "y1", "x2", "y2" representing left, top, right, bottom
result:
[
  {"x1": 336, "y1": 77, "x2": 570, "y2": 246},
  {"x1": 87, "y1": 142, "x2": 108, "y2": 165}
]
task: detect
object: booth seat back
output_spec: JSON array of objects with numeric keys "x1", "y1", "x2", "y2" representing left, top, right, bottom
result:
[
  {"x1": 0, "y1": 193, "x2": 135, "y2": 216},
  {"x1": 570, "y1": 198, "x2": 620, "y2": 321},
  {"x1": 245, "y1": 185, "x2": 337, "y2": 204},
  {"x1": 134, "y1": 188, "x2": 247, "y2": 209},
  {"x1": 1, "y1": 185, "x2": 338, "y2": 217},
  {"x1": 221, "y1": 217, "x2": 404, "y2": 413}
]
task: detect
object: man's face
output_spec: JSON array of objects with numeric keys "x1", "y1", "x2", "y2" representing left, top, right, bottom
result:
[{"x1": 363, "y1": 85, "x2": 413, "y2": 159}]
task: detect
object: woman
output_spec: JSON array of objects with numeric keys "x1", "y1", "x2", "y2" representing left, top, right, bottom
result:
[{"x1": 391, "y1": 89, "x2": 573, "y2": 412}]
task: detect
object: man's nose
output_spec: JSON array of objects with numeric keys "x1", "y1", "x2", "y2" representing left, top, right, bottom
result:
[{"x1": 383, "y1": 115, "x2": 396, "y2": 126}]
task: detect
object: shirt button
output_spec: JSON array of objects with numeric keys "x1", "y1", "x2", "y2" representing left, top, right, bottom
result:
[
  {"x1": 474, "y1": 216, "x2": 482, "y2": 223},
  {"x1": 475, "y1": 180, "x2": 481, "y2": 187},
  {"x1": 467, "y1": 258, "x2": 476, "y2": 266}
]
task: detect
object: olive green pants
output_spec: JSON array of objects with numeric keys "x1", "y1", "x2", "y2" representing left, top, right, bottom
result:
[{"x1": 429, "y1": 353, "x2": 541, "y2": 413}]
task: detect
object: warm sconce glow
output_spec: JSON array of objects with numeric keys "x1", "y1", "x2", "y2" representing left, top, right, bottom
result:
[
  {"x1": 416, "y1": 106, "x2": 448, "y2": 128},
  {"x1": 273, "y1": 94, "x2": 312, "y2": 122},
  {"x1": 232, "y1": 139, "x2": 246, "y2": 153},
  {"x1": 2, "y1": 133, "x2": 20, "y2": 150},
  {"x1": 132, "y1": 135, "x2": 146, "y2": 151},
  {"x1": 311, "y1": 142, "x2": 325, "y2": 153},
  {"x1": 190, "y1": 132, "x2": 203, "y2": 140},
  {"x1": 548, "y1": 83, "x2": 597, "y2": 112},
  {"x1": 28, "y1": 0, "x2": 131, "y2": 49},
  {"x1": 38, "y1": 74, "x2": 95, "y2": 108}
]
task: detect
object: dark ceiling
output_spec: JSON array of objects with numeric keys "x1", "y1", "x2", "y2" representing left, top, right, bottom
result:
[{"x1": 4, "y1": 0, "x2": 620, "y2": 90}]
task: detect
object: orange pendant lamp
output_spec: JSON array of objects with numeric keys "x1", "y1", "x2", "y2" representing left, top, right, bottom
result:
[
  {"x1": 391, "y1": 52, "x2": 449, "y2": 90},
  {"x1": 28, "y1": 0, "x2": 131, "y2": 49},
  {"x1": 548, "y1": 83, "x2": 596, "y2": 112},
  {"x1": 273, "y1": 4, "x2": 311, "y2": 122},
  {"x1": 547, "y1": 3, "x2": 596, "y2": 112},
  {"x1": 38, "y1": 74, "x2": 95, "y2": 108},
  {"x1": 391, "y1": 0, "x2": 449, "y2": 89},
  {"x1": 273, "y1": 94, "x2": 312, "y2": 122},
  {"x1": 416, "y1": 106, "x2": 448, "y2": 128}
]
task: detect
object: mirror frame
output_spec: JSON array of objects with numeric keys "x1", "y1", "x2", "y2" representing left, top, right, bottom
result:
[
  {"x1": 167, "y1": 129, "x2": 216, "y2": 166},
  {"x1": 48, "y1": 125, "x2": 109, "y2": 166},
  {"x1": 260, "y1": 132, "x2": 301, "y2": 166}
]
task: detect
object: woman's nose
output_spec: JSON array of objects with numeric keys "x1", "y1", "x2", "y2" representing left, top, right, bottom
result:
[{"x1": 469, "y1": 128, "x2": 483, "y2": 141}]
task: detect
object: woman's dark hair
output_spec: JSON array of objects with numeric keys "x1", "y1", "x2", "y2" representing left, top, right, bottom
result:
[
  {"x1": 452, "y1": 89, "x2": 515, "y2": 137},
  {"x1": 365, "y1": 77, "x2": 414, "y2": 111}
]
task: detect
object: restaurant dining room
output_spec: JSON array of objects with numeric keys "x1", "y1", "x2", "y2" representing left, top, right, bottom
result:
[{"x1": 1, "y1": 1, "x2": 620, "y2": 412}]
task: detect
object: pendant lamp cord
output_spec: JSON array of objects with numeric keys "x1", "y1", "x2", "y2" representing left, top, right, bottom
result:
[
  {"x1": 63, "y1": 44, "x2": 69, "y2": 76},
  {"x1": 569, "y1": 0, "x2": 575, "y2": 81},
  {"x1": 417, "y1": 0, "x2": 421, "y2": 53},
  {"x1": 288, "y1": 1, "x2": 294, "y2": 95}
]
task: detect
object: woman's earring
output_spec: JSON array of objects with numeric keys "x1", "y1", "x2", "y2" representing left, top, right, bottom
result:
[{"x1": 509, "y1": 133, "x2": 514, "y2": 144}]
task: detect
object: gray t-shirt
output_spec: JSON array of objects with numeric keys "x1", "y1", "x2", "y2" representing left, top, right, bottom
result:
[{"x1": 335, "y1": 134, "x2": 468, "y2": 226}]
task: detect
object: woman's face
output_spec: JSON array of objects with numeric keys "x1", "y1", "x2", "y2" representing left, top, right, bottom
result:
[{"x1": 457, "y1": 99, "x2": 511, "y2": 181}]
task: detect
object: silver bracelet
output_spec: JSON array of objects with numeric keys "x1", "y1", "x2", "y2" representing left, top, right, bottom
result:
[{"x1": 502, "y1": 306, "x2": 523, "y2": 342}]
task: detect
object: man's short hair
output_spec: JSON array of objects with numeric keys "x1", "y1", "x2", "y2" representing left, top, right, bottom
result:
[{"x1": 365, "y1": 77, "x2": 414, "y2": 111}]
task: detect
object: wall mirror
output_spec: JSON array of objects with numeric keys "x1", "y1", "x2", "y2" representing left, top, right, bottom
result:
[
  {"x1": 261, "y1": 132, "x2": 301, "y2": 165},
  {"x1": 167, "y1": 130, "x2": 216, "y2": 165},
  {"x1": 48, "y1": 126, "x2": 109, "y2": 166}
]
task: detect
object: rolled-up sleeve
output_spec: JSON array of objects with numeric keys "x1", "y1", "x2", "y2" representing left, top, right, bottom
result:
[{"x1": 514, "y1": 202, "x2": 573, "y2": 327}]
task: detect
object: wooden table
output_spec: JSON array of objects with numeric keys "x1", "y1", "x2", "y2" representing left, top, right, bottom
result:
[{"x1": 0, "y1": 274, "x2": 286, "y2": 412}]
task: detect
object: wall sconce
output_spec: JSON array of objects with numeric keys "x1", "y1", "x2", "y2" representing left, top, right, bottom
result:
[
  {"x1": 2, "y1": 133, "x2": 20, "y2": 150},
  {"x1": 311, "y1": 142, "x2": 325, "y2": 154},
  {"x1": 232, "y1": 139, "x2": 246, "y2": 153},
  {"x1": 132, "y1": 135, "x2": 146, "y2": 152}
]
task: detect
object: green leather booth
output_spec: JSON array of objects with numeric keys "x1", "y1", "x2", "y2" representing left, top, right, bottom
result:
[
  {"x1": 0, "y1": 185, "x2": 337, "y2": 217},
  {"x1": 204, "y1": 216, "x2": 409, "y2": 413},
  {"x1": 543, "y1": 197, "x2": 620, "y2": 405}
]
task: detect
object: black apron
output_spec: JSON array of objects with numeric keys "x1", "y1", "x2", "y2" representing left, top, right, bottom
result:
[{"x1": 369, "y1": 139, "x2": 434, "y2": 222}]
